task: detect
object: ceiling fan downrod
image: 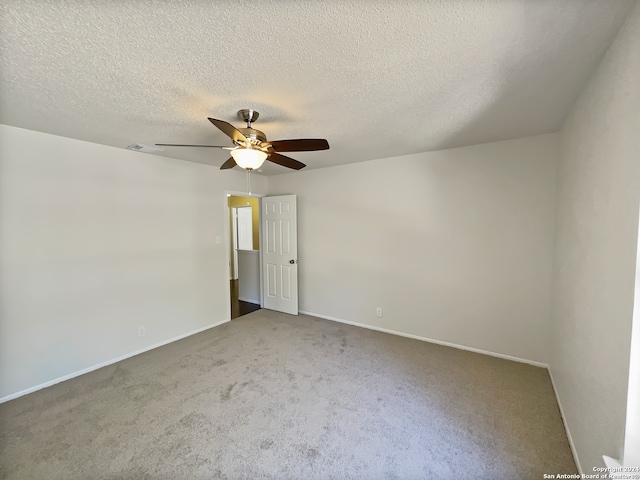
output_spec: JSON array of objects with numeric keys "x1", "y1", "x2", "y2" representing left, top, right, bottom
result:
[{"x1": 238, "y1": 109, "x2": 259, "y2": 129}]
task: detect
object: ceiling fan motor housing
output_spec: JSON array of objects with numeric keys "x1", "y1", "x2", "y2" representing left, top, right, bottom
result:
[{"x1": 238, "y1": 127, "x2": 267, "y2": 144}]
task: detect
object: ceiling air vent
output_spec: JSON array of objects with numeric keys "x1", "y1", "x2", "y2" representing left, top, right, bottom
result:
[{"x1": 126, "y1": 143, "x2": 165, "y2": 154}]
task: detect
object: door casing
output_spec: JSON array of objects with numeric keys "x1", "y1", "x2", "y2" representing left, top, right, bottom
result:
[{"x1": 224, "y1": 191, "x2": 265, "y2": 321}]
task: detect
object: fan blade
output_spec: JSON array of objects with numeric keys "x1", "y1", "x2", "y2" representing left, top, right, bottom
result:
[
  {"x1": 220, "y1": 157, "x2": 237, "y2": 170},
  {"x1": 208, "y1": 118, "x2": 248, "y2": 144},
  {"x1": 268, "y1": 139, "x2": 329, "y2": 152},
  {"x1": 267, "y1": 152, "x2": 306, "y2": 170},
  {"x1": 155, "y1": 143, "x2": 227, "y2": 147}
]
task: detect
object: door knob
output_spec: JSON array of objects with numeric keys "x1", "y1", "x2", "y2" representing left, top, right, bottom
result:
[{"x1": 289, "y1": 259, "x2": 297, "y2": 264}]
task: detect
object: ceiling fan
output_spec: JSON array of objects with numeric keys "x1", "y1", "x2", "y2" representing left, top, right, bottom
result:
[{"x1": 156, "y1": 109, "x2": 329, "y2": 171}]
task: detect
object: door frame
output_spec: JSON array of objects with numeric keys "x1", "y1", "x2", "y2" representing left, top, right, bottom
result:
[
  {"x1": 223, "y1": 190, "x2": 265, "y2": 321},
  {"x1": 230, "y1": 207, "x2": 238, "y2": 280}
]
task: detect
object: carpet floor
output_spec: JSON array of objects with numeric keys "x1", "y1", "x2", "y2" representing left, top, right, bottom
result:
[{"x1": 0, "y1": 310, "x2": 577, "y2": 479}]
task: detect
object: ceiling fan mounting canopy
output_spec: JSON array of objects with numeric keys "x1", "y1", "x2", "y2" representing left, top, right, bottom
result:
[
  {"x1": 238, "y1": 108, "x2": 259, "y2": 125},
  {"x1": 156, "y1": 109, "x2": 329, "y2": 171}
]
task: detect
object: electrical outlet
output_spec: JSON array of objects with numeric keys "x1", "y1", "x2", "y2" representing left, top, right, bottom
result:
[
  {"x1": 138, "y1": 326, "x2": 145, "y2": 337},
  {"x1": 376, "y1": 307, "x2": 383, "y2": 318}
]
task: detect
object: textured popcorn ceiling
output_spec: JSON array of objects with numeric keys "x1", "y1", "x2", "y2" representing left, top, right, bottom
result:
[{"x1": 0, "y1": 0, "x2": 635, "y2": 174}]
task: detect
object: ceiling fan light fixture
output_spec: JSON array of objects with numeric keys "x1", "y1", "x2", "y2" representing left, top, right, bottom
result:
[
  {"x1": 230, "y1": 148, "x2": 268, "y2": 170},
  {"x1": 158, "y1": 110, "x2": 328, "y2": 171}
]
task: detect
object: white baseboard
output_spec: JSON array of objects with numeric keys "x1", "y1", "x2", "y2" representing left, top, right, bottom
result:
[
  {"x1": 238, "y1": 297, "x2": 260, "y2": 305},
  {"x1": 0, "y1": 319, "x2": 230, "y2": 404},
  {"x1": 548, "y1": 368, "x2": 583, "y2": 475},
  {"x1": 603, "y1": 455, "x2": 622, "y2": 467},
  {"x1": 299, "y1": 310, "x2": 548, "y2": 368}
]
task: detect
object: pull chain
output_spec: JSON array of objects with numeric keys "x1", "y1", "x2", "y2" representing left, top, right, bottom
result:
[{"x1": 245, "y1": 168, "x2": 252, "y2": 195}]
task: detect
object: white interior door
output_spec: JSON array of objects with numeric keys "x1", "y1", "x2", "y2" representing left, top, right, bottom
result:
[{"x1": 262, "y1": 195, "x2": 298, "y2": 315}]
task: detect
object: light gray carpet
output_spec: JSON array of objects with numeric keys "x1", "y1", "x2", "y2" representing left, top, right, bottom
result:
[{"x1": 0, "y1": 310, "x2": 576, "y2": 479}]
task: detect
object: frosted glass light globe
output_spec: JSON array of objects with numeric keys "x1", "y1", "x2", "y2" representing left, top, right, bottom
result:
[{"x1": 231, "y1": 148, "x2": 268, "y2": 169}]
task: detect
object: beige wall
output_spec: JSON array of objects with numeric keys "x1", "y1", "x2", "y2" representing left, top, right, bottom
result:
[
  {"x1": 269, "y1": 134, "x2": 558, "y2": 364},
  {"x1": 549, "y1": 2, "x2": 640, "y2": 472},
  {"x1": 228, "y1": 195, "x2": 260, "y2": 250}
]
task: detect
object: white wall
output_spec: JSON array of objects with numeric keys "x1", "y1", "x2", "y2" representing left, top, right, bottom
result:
[
  {"x1": 626, "y1": 215, "x2": 640, "y2": 468},
  {"x1": 238, "y1": 250, "x2": 260, "y2": 304},
  {"x1": 269, "y1": 134, "x2": 558, "y2": 363},
  {"x1": 0, "y1": 125, "x2": 267, "y2": 400},
  {"x1": 550, "y1": 1, "x2": 640, "y2": 473}
]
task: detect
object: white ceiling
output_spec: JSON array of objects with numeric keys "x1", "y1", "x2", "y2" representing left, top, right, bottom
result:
[{"x1": 0, "y1": 0, "x2": 635, "y2": 175}]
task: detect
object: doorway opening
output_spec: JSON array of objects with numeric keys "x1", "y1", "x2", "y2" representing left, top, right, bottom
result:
[{"x1": 228, "y1": 195, "x2": 261, "y2": 319}]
